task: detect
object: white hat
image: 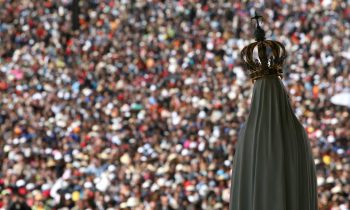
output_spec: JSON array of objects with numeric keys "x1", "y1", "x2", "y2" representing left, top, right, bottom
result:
[
  {"x1": 146, "y1": 164, "x2": 156, "y2": 172},
  {"x1": 175, "y1": 164, "x2": 184, "y2": 171},
  {"x1": 198, "y1": 184, "x2": 209, "y2": 197},
  {"x1": 94, "y1": 177, "x2": 101, "y2": 184},
  {"x1": 188, "y1": 193, "x2": 199, "y2": 203},
  {"x1": 13, "y1": 138, "x2": 19, "y2": 145},
  {"x1": 326, "y1": 176, "x2": 335, "y2": 184},
  {"x1": 165, "y1": 180, "x2": 173, "y2": 187},
  {"x1": 140, "y1": 156, "x2": 147, "y2": 162},
  {"x1": 16, "y1": 179, "x2": 25, "y2": 187},
  {"x1": 53, "y1": 151, "x2": 63, "y2": 160},
  {"x1": 64, "y1": 154, "x2": 72, "y2": 163},
  {"x1": 65, "y1": 193, "x2": 72, "y2": 200},
  {"x1": 127, "y1": 197, "x2": 140, "y2": 207},
  {"x1": 120, "y1": 154, "x2": 131, "y2": 165},
  {"x1": 222, "y1": 188, "x2": 230, "y2": 202},
  {"x1": 142, "y1": 180, "x2": 151, "y2": 189},
  {"x1": 156, "y1": 178, "x2": 166, "y2": 187},
  {"x1": 317, "y1": 176, "x2": 325, "y2": 186},
  {"x1": 175, "y1": 144, "x2": 182, "y2": 152},
  {"x1": 108, "y1": 164, "x2": 116, "y2": 172},
  {"x1": 167, "y1": 153, "x2": 177, "y2": 162},
  {"x1": 84, "y1": 182, "x2": 93, "y2": 189},
  {"x1": 92, "y1": 125, "x2": 100, "y2": 131},
  {"x1": 108, "y1": 173, "x2": 116, "y2": 180},
  {"x1": 73, "y1": 161, "x2": 81, "y2": 168},
  {"x1": 169, "y1": 197, "x2": 179, "y2": 209},
  {"x1": 3, "y1": 145, "x2": 11, "y2": 153},
  {"x1": 181, "y1": 149, "x2": 190, "y2": 156},
  {"x1": 186, "y1": 185, "x2": 195, "y2": 192},
  {"x1": 41, "y1": 183, "x2": 51, "y2": 191},
  {"x1": 214, "y1": 203, "x2": 223, "y2": 209},
  {"x1": 26, "y1": 183, "x2": 35, "y2": 191},
  {"x1": 120, "y1": 202, "x2": 128, "y2": 209},
  {"x1": 331, "y1": 185, "x2": 342, "y2": 194},
  {"x1": 156, "y1": 165, "x2": 169, "y2": 175},
  {"x1": 137, "y1": 147, "x2": 144, "y2": 153},
  {"x1": 151, "y1": 183, "x2": 159, "y2": 192}
]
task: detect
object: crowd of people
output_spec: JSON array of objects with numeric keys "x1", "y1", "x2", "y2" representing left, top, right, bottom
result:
[{"x1": 0, "y1": 0, "x2": 349, "y2": 209}]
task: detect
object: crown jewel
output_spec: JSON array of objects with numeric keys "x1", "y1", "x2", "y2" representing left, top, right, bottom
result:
[{"x1": 241, "y1": 12, "x2": 287, "y2": 82}]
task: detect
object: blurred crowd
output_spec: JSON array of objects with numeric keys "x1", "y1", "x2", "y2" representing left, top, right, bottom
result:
[{"x1": 0, "y1": 0, "x2": 349, "y2": 210}]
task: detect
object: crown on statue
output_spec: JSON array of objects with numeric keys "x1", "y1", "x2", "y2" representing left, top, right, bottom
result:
[{"x1": 241, "y1": 12, "x2": 287, "y2": 82}]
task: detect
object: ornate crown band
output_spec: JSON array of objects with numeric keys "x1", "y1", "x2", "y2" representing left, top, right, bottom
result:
[{"x1": 241, "y1": 12, "x2": 287, "y2": 82}]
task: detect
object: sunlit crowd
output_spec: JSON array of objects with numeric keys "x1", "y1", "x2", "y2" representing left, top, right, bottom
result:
[{"x1": 0, "y1": 0, "x2": 349, "y2": 210}]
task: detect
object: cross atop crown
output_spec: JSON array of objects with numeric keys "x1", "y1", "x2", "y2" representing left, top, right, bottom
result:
[
  {"x1": 241, "y1": 11, "x2": 287, "y2": 82},
  {"x1": 251, "y1": 12, "x2": 263, "y2": 27}
]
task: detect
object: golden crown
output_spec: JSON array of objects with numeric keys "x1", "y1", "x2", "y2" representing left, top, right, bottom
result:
[{"x1": 241, "y1": 12, "x2": 287, "y2": 82}]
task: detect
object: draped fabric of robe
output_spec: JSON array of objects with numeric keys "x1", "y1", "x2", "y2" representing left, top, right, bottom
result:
[{"x1": 229, "y1": 75, "x2": 318, "y2": 210}]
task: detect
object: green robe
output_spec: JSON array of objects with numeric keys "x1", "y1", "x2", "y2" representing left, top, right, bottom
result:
[{"x1": 229, "y1": 75, "x2": 318, "y2": 210}]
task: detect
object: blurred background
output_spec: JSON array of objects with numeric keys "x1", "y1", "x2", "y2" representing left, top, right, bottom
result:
[{"x1": 0, "y1": 0, "x2": 349, "y2": 210}]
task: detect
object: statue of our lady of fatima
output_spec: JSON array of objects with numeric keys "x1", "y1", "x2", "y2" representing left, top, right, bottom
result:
[{"x1": 229, "y1": 13, "x2": 319, "y2": 210}]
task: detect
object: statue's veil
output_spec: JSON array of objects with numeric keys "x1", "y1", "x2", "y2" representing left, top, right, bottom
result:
[{"x1": 229, "y1": 75, "x2": 318, "y2": 210}]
